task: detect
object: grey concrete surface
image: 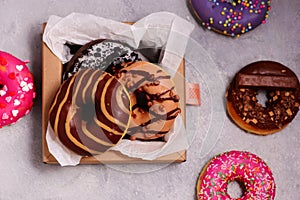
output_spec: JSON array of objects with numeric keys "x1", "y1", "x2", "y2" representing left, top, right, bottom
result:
[{"x1": 0, "y1": 0, "x2": 299, "y2": 199}]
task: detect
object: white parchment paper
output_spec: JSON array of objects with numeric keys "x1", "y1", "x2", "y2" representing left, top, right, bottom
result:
[{"x1": 43, "y1": 12, "x2": 194, "y2": 166}]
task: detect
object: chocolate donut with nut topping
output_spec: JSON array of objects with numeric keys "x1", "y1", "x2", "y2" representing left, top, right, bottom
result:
[{"x1": 226, "y1": 61, "x2": 300, "y2": 135}]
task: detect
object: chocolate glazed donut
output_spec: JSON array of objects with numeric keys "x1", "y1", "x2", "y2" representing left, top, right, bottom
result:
[
  {"x1": 226, "y1": 61, "x2": 300, "y2": 135},
  {"x1": 49, "y1": 69, "x2": 131, "y2": 156}
]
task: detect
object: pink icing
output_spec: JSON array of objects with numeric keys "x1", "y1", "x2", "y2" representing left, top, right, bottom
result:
[
  {"x1": 0, "y1": 51, "x2": 35, "y2": 127},
  {"x1": 197, "y1": 151, "x2": 276, "y2": 200}
]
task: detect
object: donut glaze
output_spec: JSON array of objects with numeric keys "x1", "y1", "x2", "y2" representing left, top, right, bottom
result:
[
  {"x1": 197, "y1": 151, "x2": 276, "y2": 199},
  {"x1": 0, "y1": 51, "x2": 35, "y2": 127},
  {"x1": 188, "y1": 0, "x2": 271, "y2": 37},
  {"x1": 49, "y1": 69, "x2": 131, "y2": 156},
  {"x1": 226, "y1": 61, "x2": 300, "y2": 135}
]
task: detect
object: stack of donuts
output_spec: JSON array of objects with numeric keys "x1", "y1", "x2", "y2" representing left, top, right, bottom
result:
[{"x1": 49, "y1": 39, "x2": 181, "y2": 156}]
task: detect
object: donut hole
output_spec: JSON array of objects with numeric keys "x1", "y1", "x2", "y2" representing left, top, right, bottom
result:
[
  {"x1": 0, "y1": 83, "x2": 3, "y2": 90},
  {"x1": 256, "y1": 89, "x2": 268, "y2": 108},
  {"x1": 135, "y1": 90, "x2": 150, "y2": 112},
  {"x1": 227, "y1": 180, "x2": 246, "y2": 199}
]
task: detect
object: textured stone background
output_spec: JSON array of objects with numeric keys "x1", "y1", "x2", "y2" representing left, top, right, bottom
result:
[{"x1": 0, "y1": 0, "x2": 299, "y2": 199}]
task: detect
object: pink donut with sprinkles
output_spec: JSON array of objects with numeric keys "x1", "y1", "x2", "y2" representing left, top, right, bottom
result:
[
  {"x1": 197, "y1": 151, "x2": 276, "y2": 199},
  {"x1": 188, "y1": 0, "x2": 271, "y2": 37},
  {"x1": 0, "y1": 51, "x2": 35, "y2": 127}
]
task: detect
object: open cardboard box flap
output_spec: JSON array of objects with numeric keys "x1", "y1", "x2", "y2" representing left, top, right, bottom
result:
[{"x1": 42, "y1": 23, "x2": 186, "y2": 164}]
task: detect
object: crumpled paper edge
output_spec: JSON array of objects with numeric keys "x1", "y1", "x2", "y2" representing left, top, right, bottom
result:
[{"x1": 46, "y1": 122, "x2": 81, "y2": 166}]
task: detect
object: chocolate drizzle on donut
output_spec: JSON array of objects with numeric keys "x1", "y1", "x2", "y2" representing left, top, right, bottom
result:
[
  {"x1": 132, "y1": 86, "x2": 179, "y2": 111},
  {"x1": 131, "y1": 86, "x2": 181, "y2": 124},
  {"x1": 227, "y1": 61, "x2": 300, "y2": 131},
  {"x1": 116, "y1": 61, "x2": 181, "y2": 141}
]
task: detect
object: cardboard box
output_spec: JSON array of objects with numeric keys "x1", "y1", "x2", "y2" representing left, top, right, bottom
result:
[{"x1": 42, "y1": 24, "x2": 186, "y2": 164}]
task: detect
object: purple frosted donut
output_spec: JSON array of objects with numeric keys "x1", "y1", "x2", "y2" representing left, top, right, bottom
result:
[{"x1": 188, "y1": 0, "x2": 271, "y2": 37}]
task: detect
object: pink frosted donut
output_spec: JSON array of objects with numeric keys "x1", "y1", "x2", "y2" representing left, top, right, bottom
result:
[
  {"x1": 0, "y1": 51, "x2": 35, "y2": 127},
  {"x1": 197, "y1": 151, "x2": 276, "y2": 199}
]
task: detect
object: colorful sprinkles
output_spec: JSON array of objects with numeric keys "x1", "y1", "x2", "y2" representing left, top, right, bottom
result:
[
  {"x1": 0, "y1": 51, "x2": 35, "y2": 127},
  {"x1": 197, "y1": 151, "x2": 276, "y2": 199},
  {"x1": 190, "y1": 0, "x2": 271, "y2": 37}
]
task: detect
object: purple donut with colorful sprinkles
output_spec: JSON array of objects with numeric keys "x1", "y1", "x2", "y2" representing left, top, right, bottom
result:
[{"x1": 188, "y1": 0, "x2": 271, "y2": 37}]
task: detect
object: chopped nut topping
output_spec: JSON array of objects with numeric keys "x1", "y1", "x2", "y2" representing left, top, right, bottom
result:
[
  {"x1": 256, "y1": 103, "x2": 263, "y2": 108},
  {"x1": 273, "y1": 96, "x2": 278, "y2": 101},
  {"x1": 230, "y1": 83, "x2": 298, "y2": 130},
  {"x1": 286, "y1": 108, "x2": 293, "y2": 116},
  {"x1": 275, "y1": 109, "x2": 281, "y2": 115},
  {"x1": 244, "y1": 96, "x2": 250, "y2": 102},
  {"x1": 239, "y1": 105, "x2": 243, "y2": 110},
  {"x1": 243, "y1": 104, "x2": 252, "y2": 111},
  {"x1": 281, "y1": 69, "x2": 286, "y2": 73}
]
